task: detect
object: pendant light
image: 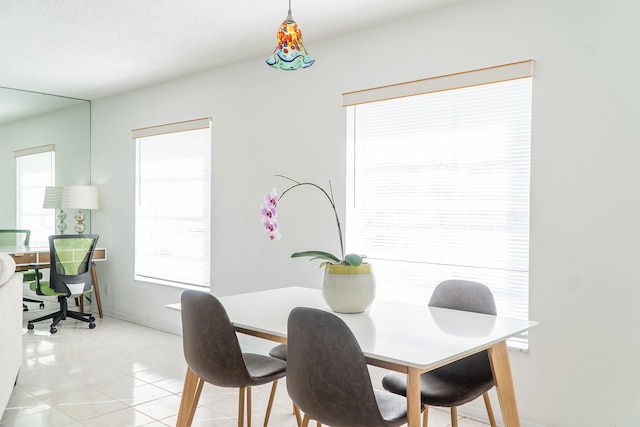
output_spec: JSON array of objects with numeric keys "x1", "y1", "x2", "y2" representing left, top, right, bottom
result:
[{"x1": 266, "y1": 0, "x2": 314, "y2": 70}]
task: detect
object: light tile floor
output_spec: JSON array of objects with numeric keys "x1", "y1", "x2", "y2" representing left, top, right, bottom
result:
[{"x1": 2, "y1": 302, "x2": 491, "y2": 427}]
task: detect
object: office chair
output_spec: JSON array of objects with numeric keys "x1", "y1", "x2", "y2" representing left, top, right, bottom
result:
[
  {"x1": 382, "y1": 279, "x2": 498, "y2": 427},
  {"x1": 286, "y1": 307, "x2": 412, "y2": 427},
  {"x1": 0, "y1": 229, "x2": 44, "y2": 311},
  {"x1": 177, "y1": 290, "x2": 287, "y2": 427},
  {"x1": 27, "y1": 234, "x2": 99, "y2": 334}
]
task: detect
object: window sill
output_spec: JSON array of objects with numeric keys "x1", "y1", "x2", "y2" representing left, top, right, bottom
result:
[{"x1": 135, "y1": 275, "x2": 208, "y2": 291}]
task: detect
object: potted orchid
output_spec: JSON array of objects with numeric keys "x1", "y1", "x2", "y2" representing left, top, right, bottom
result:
[{"x1": 261, "y1": 175, "x2": 375, "y2": 313}]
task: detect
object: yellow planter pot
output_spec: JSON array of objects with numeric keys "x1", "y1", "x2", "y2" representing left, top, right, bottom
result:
[{"x1": 321, "y1": 264, "x2": 376, "y2": 313}]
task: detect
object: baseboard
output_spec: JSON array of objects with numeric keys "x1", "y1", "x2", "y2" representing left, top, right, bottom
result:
[
  {"x1": 98, "y1": 307, "x2": 182, "y2": 336},
  {"x1": 460, "y1": 404, "x2": 547, "y2": 427}
]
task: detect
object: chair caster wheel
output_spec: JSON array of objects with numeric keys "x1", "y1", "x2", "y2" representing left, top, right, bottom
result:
[
  {"x1": 27, "y1": 323, "x2": 34, "y2": 330},
  {"x1": 39, "y1": 303, "x2": 45, "y2": 309},
  {"x1": 89, "y1": 323, "x2": 96, "y2": 329},
  {"x1": 89, "y1": 316, "x2": 95, "y2": 322},
  {"x1": 50, "y1": 327, "x2": 57, "y2": 334},
  {"x1": 23, "y1": 306, "x2": 29, "y2": 312}
]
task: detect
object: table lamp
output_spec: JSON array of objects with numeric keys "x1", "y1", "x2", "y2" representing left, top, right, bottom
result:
[
  {"x1": 61, "y1": 185, "x2": 99, "y2": 234},
  {"x1": 43, "y1": 186, "x2": 67, "y2": 234}
]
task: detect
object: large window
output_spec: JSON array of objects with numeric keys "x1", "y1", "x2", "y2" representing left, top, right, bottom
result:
[
  {"x1": 15, "y1": 145, "x2": 56, "y2": 245},
  {"x1": 345, "y1": 61, "x2": 533, "y2": 346},
  {"x1": 133, "y1": 118, "x2": 211, "y2": 289}
]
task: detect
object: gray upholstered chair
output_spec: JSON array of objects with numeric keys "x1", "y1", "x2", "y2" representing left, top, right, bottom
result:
[
  {"x1": 268, "y1": 343, "x2": 287, "y2": 361},
  {"x1": 382, "y1": 279, "x2": 498, "y2": 427},
  {"x1": 178, "y1": 290, "x2": 287, "y2": 427},
  {"x1": 286, "y1": 307, "x2": 412, "y2": 427}
]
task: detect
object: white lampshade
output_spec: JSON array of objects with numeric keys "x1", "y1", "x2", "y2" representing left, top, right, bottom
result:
[
  {"x1": 43, "y1": 186, "x2": 63, "y2": 209},
  {"x1": 62, "y1": 185, "x2": 99, "y2": 210}
]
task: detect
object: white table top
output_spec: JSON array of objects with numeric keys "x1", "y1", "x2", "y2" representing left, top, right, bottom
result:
[{"x1": 169, "y1": 286, "x2": 538, "y2": 371}]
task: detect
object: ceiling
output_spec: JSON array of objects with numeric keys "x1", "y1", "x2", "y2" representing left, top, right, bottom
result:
[{"x1": 0, "y1": 0, "x2": 461, "y2": 102}]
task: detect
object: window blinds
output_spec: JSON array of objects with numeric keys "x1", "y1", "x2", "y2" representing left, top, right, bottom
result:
[
  {"x1": 345, "y1": 62, "x2": 533, "y2": 336},
  {"x1": 15, "y1": 149, "x2": 55, "y2": 245},
  {"x1": 133, "y1": 118, "x2": 211, "y2": 288}
]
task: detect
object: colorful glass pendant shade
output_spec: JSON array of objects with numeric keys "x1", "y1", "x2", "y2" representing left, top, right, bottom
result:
[{"x1": 266, "y1": 0, "x2": 314, "y2": 70}]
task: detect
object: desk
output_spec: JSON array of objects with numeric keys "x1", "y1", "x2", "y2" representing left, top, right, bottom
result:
[
  {"x1": 168, "y1": 286, "x2": 538, "y2": 427},
  {"x1": 1, "y1": 245, "x2": 107, "y2": 318}
]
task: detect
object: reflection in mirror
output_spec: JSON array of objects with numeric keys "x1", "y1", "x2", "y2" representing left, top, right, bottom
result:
[
  {"x1": 0, "y1": 87, "x2": 91, "y2": 232},
  {"x1": 0, "y1": 86, "x2": 87, "y2": 125},
  {"x1": 430, "y1": 306, "x2": 496, "y2": 337}
]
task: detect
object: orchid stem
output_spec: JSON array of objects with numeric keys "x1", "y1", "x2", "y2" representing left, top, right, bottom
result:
[{"x1": 276, "y1": 175, "x2": 345, "y2": 261}]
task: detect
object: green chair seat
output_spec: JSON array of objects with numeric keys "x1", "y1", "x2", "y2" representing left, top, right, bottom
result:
[
  {"x1": 22, "y1": 270, "x2": 41, "y2": 282},
  {"x1": 30, "y1": 280, "x2": 93, "y2": 297},
  {"x1": 30, "y1": 281, "x2": 60, "y2": 297}
]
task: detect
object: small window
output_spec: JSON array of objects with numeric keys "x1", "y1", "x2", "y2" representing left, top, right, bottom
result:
[
  {"x1": 15, "y1": 145, "x2": 56, "y2": 245},
  {"x1": 133, "y1": 118, "x2": 211, "y2": 289}
]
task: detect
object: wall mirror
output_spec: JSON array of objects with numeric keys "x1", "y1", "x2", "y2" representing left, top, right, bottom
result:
[{"x1": 0, "y1": 86, "x2": 91, "y2": 227}]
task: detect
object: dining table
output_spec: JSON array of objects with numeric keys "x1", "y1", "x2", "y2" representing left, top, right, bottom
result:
[{"x1": 168, "y1": 286, "x2": 538, "y2": 427}]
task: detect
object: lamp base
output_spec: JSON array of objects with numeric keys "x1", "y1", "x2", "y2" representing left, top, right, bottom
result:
[
  {"x1": 74, "y1": 209, "x2": 86, "y2": 234},
  {"x1": 56, "y1": 209, "x2": 67, "y2": 234}
]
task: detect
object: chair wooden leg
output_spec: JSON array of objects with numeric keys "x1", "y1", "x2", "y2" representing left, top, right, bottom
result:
[
  {"x1": 247, "y1": 386, "x2": 252, "y2": 427},
  {"x1": 422, "y1": 405, "x2": 429, "y2": 427},
  {"x1": 451, "y1": 406, "x2": 458, "y2": 427},
  {"x1": 483, "y1": 392, "x2": 497, "y2": 427},
  {"x1": 301, "y1": 414, "x2": 311, "y2": 427},
  {"x1": 263, "y1": 380, "x2": 278, "y2": 427},
  {"x1": 293, "y1": 404, "x2": 302, "y2": 427},
  {"x1": 177, "y1": 367, "x2": 201, "y2": 427},
  {"x1": 238, "y1": 387, "x2": 246, "y2": 427},
  {"x1": 186, "y1": 379, "x2": 204, "y2": 427}
]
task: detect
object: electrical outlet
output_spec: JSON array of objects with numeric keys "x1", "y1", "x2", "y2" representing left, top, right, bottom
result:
[{"x1": 104, "y1": 282, "x2": 110, "y2": 295}]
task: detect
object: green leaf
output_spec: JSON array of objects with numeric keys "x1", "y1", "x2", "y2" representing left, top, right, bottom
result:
[
  {"x1": 291, "y1": 250, "x2": 342, "y2": 264},
  {"x1": 344, "y1": 253, "x2": 363, "y2": 267}
]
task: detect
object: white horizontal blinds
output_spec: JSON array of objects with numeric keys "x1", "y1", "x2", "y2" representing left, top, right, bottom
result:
[
  {"x1": 134, "y1": 118, "x2": 211, "y2": 288},
  {"x1": 15, "y1": 146, "x2": 55, "y2": 245},
  {"x1": 345, "y1": 65, "x2": 532, "y2": 327}
]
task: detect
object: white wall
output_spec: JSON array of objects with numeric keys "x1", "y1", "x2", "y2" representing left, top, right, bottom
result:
[
  {"x1": 0, "y1": 103, "x2": 91, "y2": 227},
  {"x1": 90, "y1": 0, "x2": 640, "y2": 426}
]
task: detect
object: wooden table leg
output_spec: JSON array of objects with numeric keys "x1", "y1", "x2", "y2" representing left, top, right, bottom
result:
[
  {"x1": 406, "y1": 367, "x2": 422, "y2": 427},
  {"x1": 488, "y1": 341, "x2": 521, "y2": 427},
  {"x1": 90, "y1": 262, "x2": 103, "y2": 318}
]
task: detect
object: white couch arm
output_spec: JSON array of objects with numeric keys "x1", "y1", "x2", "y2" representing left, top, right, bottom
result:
[
  {"x1": 0, "y1": 253, "x2": 22, "y2": 417},
  {"x1": 0, "y1": 252, "x2": 17, "y2": 287}
]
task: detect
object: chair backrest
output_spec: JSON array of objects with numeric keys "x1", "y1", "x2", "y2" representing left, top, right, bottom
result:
[
  {"x1": 180, "y1": 290, "x2": 253, "y2": 387},
  {"x1": 49, "y1": 234, "x2": 99, "y2": 296},
  {"x1": 428, "y1": 279, "x2": 496, "y2": 380},
  {"x1": 0, "y1": 229, "x2": 30, "y2": 246},
  {"x1": 429, "y1": 279, "x2": 497, "y2": 315},
  {"x1": 287, "y1": 307, "x2": 388, "y2": 427}
]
